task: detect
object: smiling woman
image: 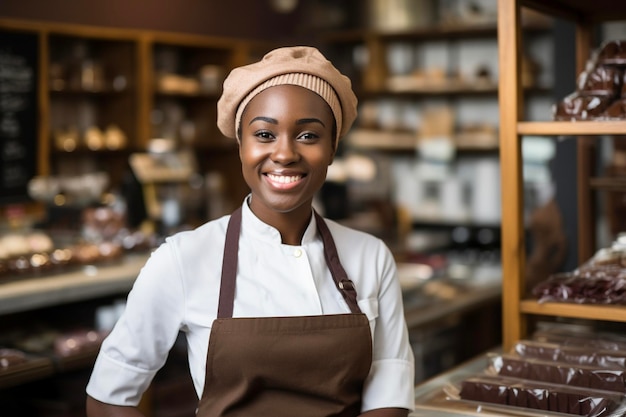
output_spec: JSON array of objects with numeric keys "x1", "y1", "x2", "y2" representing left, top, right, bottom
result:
[
  {"x1": 238, "y1": 85, "x2": 335, "y2": 240},
  {"x1": 85, "y1": 46, "x2": 415, "y2": 417}
]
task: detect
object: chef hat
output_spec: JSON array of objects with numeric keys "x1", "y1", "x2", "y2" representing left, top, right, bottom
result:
[{"x1": 217, "y1": 46, "x2": 358, "y2": 143}]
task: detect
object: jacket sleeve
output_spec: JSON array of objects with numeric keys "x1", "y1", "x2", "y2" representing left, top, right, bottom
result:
[{"x1": 86, "y1": 243, "x2": 186, "y2": 406}]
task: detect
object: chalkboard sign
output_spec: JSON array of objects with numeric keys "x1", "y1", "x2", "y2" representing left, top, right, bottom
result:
[{"x1": 0, "y1": 30, "x2": 39, "y2": 203}]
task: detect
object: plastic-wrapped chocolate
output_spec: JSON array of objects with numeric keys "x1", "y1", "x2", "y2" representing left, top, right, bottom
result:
[
  {"x1": 603, "y1": 98, "x2": 626, "y2": 119},
  {"x1": 513, "y1": 340, "x2": 626, "y2": 369},
  {"x1": 459, "y1": 377, "x2": 508, "y2": 405},
  {"x1": 508, "y1": 385, "x2": 527, "y2": 408},
  {"x1": 495, "y1": 355, "x2": 530, "y2": 379},
  {"x1": 577, "y1": 65, "x2": 622, "y2": 97},
  {"x1": 553, "y1": 92, "x2": 613, "y2": 121},
  {"x1": 513, "y1": 340, "x2": 560, "y2": 361},
  {"x1": 489, "y1": 353, "x2": 626, "y2": 392},
  {"x1": 458, "y1": 375, "x2": 622, "y2": 416},
  {"x1": 533, "y1": 328, "x2": 626, "y2": 352},
  {"x1": 598, "y1": 40, "x2": 626, "y2": 66},
  {"x1": 532, "y1": 266, "x2": 626, "y2": 305},
  {"x1": 526, "y1": 386, "x2": 550, "y2": 412}
]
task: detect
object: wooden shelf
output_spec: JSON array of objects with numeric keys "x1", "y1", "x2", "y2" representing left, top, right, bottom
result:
[
  {"x1": 589, "y1": 177, "x2": 626, "y2": 191},
  {"x1": 50, "y1": 88, "x2": 132, "y2": 96},
  {"x1": 347, "y1": 129, "x2": 498, "y2": 153},
  {"x1": 518, "y1": 120, "x2": 626, "y2": 136},
  {"x1": 154, "y1": 90, "x2": 221, "y2": 99},
  {"x1": 520, "y1": 299, "x2": 626, "y2": 322}
]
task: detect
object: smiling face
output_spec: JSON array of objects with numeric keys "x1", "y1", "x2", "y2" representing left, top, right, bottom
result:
[{"x1": 239, "y1": 84, "x2": 336, "y2": 225}]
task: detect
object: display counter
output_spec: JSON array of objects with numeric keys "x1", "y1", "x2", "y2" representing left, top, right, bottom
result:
[
  {"x1": 0, "y1": 252, "x2": 151, "y2": 315},
  {"x1": 404, "y1": 279, "x2": 501, "y2": 329}
]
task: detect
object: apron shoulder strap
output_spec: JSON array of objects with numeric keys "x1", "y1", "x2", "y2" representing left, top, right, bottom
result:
[
  {"x1": 314, "y1": 211, "x2": 362, "y2": 314},
  {"x1": 217, "y1": 206, "x2": 242, "y2": 319}
]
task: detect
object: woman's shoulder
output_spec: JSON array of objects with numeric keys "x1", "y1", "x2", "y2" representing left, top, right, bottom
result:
[
  {"x1": 323, "y1": 217, "x2": 387, "y2": 250},
  {"x1": 164, "y1": 214, "x2": 231, "y2": 254}
]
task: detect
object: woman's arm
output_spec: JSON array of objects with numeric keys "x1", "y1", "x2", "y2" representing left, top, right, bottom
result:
[
  {"x1": 360, "y1": 242, "x2": 415, "y2": 413},
  {"x1": 86, "y1": 396, "x2": 146, "y2": 417},
  {"x1": 359, "y1": 407, "x2": 409, "y2": 417}
]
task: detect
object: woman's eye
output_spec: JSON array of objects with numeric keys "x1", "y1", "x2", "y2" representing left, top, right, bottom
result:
[
  {"x1": 298, "y1": 132, "x2": 319, "y2": 142},
  {"x1": 254, "y1": 131, "x2": 274, "y2": 141}
]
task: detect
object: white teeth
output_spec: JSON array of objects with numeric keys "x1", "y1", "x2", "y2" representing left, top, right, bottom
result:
[{"x1": 267, "y1": 174, "x2": 301, "y2": 184}]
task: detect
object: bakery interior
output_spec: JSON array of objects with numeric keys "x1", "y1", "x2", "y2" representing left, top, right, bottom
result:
[{"x1": 2, "y1": 0, "x2": 626, "y2": 416}]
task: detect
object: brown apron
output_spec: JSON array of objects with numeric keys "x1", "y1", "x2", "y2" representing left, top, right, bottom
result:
[{"x1": 196, "y1": 206, "x2": 373, "y2": 417}]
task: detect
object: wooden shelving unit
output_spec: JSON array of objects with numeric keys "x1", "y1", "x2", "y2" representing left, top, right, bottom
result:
[
  {"x1": 0, "y1": 18, "x2": 268, "y2": 205},
  {"x1": 497, "y1": 0, "x2": 626, "y2": 351},
  {"x1": 321, "y1": 18, "x2": 552, "y2": 245}
]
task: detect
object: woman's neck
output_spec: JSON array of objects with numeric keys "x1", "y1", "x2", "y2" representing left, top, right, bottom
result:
[{"x1": 247, "y1": 199, "x2": 313, "y2": 245}]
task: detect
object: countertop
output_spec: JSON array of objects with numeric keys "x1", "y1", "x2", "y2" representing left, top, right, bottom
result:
[{"x1": 0, "y1": 253, "x2": 151, "y2": 315}]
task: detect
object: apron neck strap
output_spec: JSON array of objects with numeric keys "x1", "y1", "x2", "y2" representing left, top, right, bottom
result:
[
  {"x1": 217, "y1": 206, "x2": 242, "y2": 319},
  {"x1": 217, "y1": 206, "x2": 362, "y2": 318},
  {"x1": 313, "y1": 210, "x2": 361, "y2": 315}
]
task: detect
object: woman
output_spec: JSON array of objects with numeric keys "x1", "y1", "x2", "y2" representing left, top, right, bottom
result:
[{"x1": 86, "y1": 46, "x2": 415, "y2": 417}]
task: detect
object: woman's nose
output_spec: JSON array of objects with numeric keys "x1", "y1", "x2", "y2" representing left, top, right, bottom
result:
[{"x1": 271, "y1": 136, "x2": 299, "y2": 163}]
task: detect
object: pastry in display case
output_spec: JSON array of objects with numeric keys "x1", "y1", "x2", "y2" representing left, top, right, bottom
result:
[{"x1": 0, "y1": 171, "x2": 156, "y2": 281}]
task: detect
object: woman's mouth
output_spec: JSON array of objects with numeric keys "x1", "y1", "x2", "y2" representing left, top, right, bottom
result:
[{"x1": 266, "y1": 173, "x2": 304, "y2": 188}]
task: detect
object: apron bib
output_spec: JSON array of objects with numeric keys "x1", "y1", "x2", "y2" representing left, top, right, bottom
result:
[{"x1": 196, "y1": 207, "x2": 373, "y2": 417}]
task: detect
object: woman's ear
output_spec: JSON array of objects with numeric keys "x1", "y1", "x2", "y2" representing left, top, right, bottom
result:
[{"x1": 328, "y1": 142, "x2": 337, "y2": 165}]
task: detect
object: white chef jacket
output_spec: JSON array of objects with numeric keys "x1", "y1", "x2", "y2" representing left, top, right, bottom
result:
[{"x1": 86, "y1": 197, "x2": 415, "y2": 412}]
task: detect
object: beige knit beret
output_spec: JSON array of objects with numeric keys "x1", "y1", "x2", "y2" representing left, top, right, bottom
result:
[{"x1": 217, "y1": 46, "x2": 358, "y2": 142}]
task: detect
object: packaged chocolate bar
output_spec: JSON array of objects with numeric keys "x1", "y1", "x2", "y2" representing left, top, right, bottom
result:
[
  {"x1": 456, "y1": 375, "x2": 624, "y2": 416},
  {"x1": 597, "y1": 40, "x2": 626, "y2": 66},
  {"x1": 531, "y1": 266, "x2": 626, "y2": 305},
  {"x1": 553, "y1": 92, "x2": 613, "y2": 121},
  {"x1": 552, "y1": 39, "x2": 626, "y2": 121},
  {"x1": 577, "y1": 65, "x2": 623, "y2": 97},
  {"x1": 488, "y1": 353, "x2": 626, "y2": 393},
  {"x1": 533, "y1": 328, "x2": 626, "y2": 352},
  {"x1": 513, "y1": 340, "x2": 626, "y2": 369}
]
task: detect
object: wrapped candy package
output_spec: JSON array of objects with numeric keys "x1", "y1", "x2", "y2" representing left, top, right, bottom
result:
[
  {"x1": 553, "y1": 40, "x2": 626, "y2": 120},
  {"x1": 531, "y1": 238, "x2": 626, "y2": 305}
]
